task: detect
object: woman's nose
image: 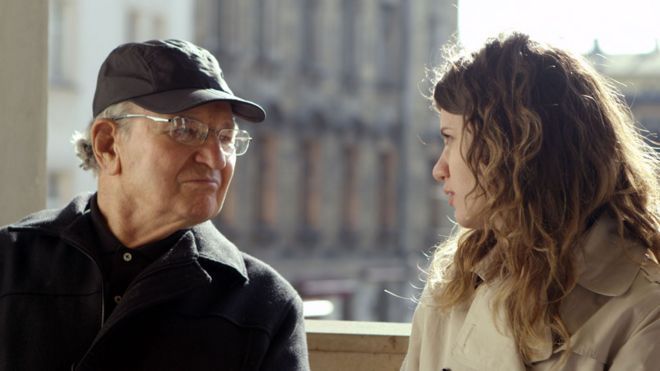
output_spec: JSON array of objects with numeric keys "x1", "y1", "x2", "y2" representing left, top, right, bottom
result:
[{"x1": 432, "y1": 152, "x2": 448, "y2": 182}]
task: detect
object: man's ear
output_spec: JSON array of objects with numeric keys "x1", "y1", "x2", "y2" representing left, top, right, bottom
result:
[{"x1": 91, "y1": 119, "x2": 122, "y2": 175}]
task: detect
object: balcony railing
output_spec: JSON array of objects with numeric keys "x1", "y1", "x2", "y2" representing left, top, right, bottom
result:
[{"x1": 306, "y1": 320, "x2": 411, "y2": 371}]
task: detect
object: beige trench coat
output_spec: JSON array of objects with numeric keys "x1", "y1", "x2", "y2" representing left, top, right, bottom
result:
[{"x1": 401, "y1": 217, "x2": 660, "y2": 371}]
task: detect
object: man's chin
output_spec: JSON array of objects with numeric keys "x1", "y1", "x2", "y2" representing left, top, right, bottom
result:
[{"x1": 181, "y1": 201, "x2": 223, "y2": 225}]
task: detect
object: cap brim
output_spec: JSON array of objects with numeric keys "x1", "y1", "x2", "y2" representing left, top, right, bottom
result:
[{"x1": 131, "y1": 88, "x2": 266, "y2": 122}]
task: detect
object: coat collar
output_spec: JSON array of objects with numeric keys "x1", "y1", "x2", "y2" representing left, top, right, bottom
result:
[
  {"x1": 574, "y1": 215, "x2": 643, "y2": 296},
  {"x1": 9, "y1": 192, "x2": 248, "y2": 282},
  {"x1": 189, "y1": 220, "x2": 248, "y2": 281},
  {"x1": 473, "y1": 215, "x2": 642, "y2": 297},
  {"x1": 461, "y1": 215, "x2": 644, "y2": 366},
  {"x1": 450, "y1": 282, "x2": 529, "y2": 370}
]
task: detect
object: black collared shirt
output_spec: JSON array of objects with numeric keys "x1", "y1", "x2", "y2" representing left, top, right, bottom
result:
[{"x1": 89, "y1": 196, "x2": 184, "y2": 319}]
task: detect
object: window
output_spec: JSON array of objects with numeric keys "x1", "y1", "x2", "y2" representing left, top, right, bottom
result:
[
  {"x1": 197, "y1": 0, "x2": 237, "y2": 61},
  {"x1": 377, "y1": 0, "x2": 403, "y2": 87},
  {"x1": 255, "y1": 0, "x2": 279, "y2": 65},
  {"x1": 341, "y1": 0, "x2": 358, "y2": 88},
  {"x1": 253, "y1": 132, "x2": 279, "y2": 244},
  {"x1": 377, "y1": 146, "x2": 399, "y2": 247},
  {"x1": 126, "y1": 9, "x2": 167, "y2": 41},
  {"x1": 300, "y1": 0, "x2": 320, "y2": 78},
  {"x1": 47, "y1": 170, "x2": 73, "y2": 209},
  {"x1": 48, "y1": 0, "x2": 75, "y2": 86},
  {"x1": 427, "y1": 6, "x2": 441, "y2": 65},
  {"x1": 298, "y1": 137, "x2": 322, "y2": 244},
  {"x1": 340, "y1": 142, "x2": 360, "y2": 245}
]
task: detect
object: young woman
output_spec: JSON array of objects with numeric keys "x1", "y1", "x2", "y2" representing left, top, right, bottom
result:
[{"x1": 401, "y1": 33, "x2": 660, "y2": 370}]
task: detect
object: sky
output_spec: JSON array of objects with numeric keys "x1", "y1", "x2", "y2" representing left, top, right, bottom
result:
[{"x1": 459, "y1": 0, "x2": 660, "y2": 55}]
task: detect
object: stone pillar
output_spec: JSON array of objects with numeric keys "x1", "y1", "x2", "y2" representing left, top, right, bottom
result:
[{"x1": 0, "y1": 0, "x2": 48, "y2": 226}]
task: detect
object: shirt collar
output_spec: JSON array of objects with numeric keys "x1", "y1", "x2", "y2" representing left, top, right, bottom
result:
[
  {"x1": 89, "y1": 194, "x2": 124, "y2": 254},
  {"x1": 89, "y1": 194, "x2": 185, "y2": 260}
]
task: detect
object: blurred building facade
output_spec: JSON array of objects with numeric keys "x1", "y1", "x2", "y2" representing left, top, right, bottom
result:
[
  {"x1": 45, "y1": 0, "x2": 660, "y2": 323},
  {"x1": 195, "y1": 0, "x2": 458, "y2": 322},
  {"x1": 586, "y1": 43, "x2": 660, "y2": 138},
  {"x1": 46, "y1": 0, "x2": 459, "y2": 322}
]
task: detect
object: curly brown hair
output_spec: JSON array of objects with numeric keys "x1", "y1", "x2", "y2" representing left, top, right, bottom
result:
[{"x1": 427, "y1": 32, "x2": 660, "y2": 363}]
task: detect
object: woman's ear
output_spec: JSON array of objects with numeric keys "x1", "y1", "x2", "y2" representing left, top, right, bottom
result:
[{"x1": 91, "y1": 119, "x2": 122, "y2": 175}]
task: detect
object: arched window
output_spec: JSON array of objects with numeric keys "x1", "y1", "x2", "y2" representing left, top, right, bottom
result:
[
  {"x1": 376, "y1": 0, "x2": 403, "y2": 88},
  {"x1": 341, "y1": 0, "x2": 359, "y2": 89},
  {"x1": 339, "y1": 129, "x2": 361, "y2": 246},
  {"x1": 296, "y1": 112, "x2": 326, "y2": 246},
  {"x1": 255, "y1": 0, "x2": 279, "y2": 66},
  {"x1": 300, "y1": 0, "x2": 321, "y2": 79},
  {"x1": 377, "y1": 142, "x2": 399, "y2": 248},
  {"x1": 253, "y1": 131, "x2": 279, "y2": 243},
  {"x1": 298, "y1": 136, "x2": 322, "y2": 245}
]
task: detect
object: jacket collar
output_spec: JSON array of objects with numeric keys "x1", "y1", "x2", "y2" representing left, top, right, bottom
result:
[
  {"x1": 450, "y1": 282, "x2": 529, "y2": 370},
  {"x1": 189, "y1": 221, "x2": 248, "y2": 282},
  {"x1": 574, "y1": 215, "x2": 643, "y2": 296},
  {"x1": 463, "y1": 215, "x2": 643, "y2": 366},
  {"x1": 9, "y1": 192, "x2": 248, "y2": 282},
  {"x1": 473, "y1": 215, "x2": 641, "y2": 296}
]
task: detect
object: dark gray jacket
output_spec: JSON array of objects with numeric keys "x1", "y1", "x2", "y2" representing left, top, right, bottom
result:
[{"x1": 0, "y1": 194, "x2": 309, "y2": 371}]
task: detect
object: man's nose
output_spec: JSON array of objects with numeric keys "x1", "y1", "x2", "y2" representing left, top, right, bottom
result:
[{"x1": 194, "y1": 135, "x2": 229, "y2": 168}]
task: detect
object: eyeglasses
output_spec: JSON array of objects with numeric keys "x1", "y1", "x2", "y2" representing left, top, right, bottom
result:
[{"x1": 110, "y1": 114, "x2": 252, "y2": 156}]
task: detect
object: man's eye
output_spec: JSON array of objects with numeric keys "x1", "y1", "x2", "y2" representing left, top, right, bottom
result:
[
  {"x1": 171, "y1": 126, "x2": 199, "y2": 142},
  {"x1": 218, "y1": 134, "x2": 235, "y2": 145}
]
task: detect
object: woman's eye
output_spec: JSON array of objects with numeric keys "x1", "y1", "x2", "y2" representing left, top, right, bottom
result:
[{"x1": 441, "y1": 133, "x2": 451, "y2": 144}]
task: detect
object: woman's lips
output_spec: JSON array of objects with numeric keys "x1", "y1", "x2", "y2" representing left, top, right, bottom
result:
[{"x1": 444, "y1": 189, "x2": 455, "y2": 207}]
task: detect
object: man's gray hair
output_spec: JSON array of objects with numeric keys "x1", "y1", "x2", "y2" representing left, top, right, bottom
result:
[{"x1": 72, "y1": 101, "x2": 136, "y2": 174}]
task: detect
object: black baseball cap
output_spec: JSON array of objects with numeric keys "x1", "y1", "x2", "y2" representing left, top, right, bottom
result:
[{"x1": 92, "y1": 39, "x2": 266, "y2": 122}]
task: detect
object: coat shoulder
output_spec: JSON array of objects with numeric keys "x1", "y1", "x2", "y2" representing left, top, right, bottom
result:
[
  {"x1": 241, "y1": 252, "x2": 302, "y2": 305},
  {"x1": 640, "y1": 257, "x2": 660, "y2": 285}
]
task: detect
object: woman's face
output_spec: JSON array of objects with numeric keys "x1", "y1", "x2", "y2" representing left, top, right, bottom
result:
[{"x1": 432, "y1": 110, "x2": 486, "y2": 229}]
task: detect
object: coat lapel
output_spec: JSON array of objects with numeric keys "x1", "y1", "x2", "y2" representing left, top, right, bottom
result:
[{"x1": 450, "y1": 283, "x2": 547, "y2": 370}]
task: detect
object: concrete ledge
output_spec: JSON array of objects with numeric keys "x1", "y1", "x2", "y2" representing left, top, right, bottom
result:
[{"x1": 306, "y1": 320, "x2": 411, "y2": 371}]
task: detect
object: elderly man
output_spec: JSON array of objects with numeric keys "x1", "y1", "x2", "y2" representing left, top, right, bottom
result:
[{"x1": 0, "y1": 39, "x2": 309, "y2": 370}]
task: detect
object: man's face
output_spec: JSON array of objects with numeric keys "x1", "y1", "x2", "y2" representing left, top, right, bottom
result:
[{"x1": 112, "y1": 101, "x2": 236, "y2": 229}]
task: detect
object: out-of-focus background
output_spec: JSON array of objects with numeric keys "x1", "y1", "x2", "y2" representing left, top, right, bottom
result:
[{"x1": 45, "y1": 0, "x2": 660, "y2": 323}]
